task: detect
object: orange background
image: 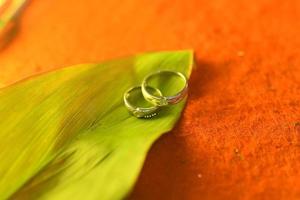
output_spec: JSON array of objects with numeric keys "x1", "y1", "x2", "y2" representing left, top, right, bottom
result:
[{"x1": 0, "y1": 0, "x2": 300, "y2": 199}]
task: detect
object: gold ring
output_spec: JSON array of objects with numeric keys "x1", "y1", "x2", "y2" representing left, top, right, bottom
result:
[
  {"x1": 141, "y1": 70, "x2": 188, "y2": 106},
  {"x1": 123, "y1": 86, "x2": 161, "y2": 118}
]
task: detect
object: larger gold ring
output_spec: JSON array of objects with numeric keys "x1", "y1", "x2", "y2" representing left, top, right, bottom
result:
[{"x1": 141, "y1": 70, "x2": 188, "y2": 106}]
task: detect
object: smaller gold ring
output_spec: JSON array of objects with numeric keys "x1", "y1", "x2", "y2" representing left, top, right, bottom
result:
[
  {"x1": 123, "y1": 86, "x2": 161, "y2": 118},
  {"x1": 141, "y1": 70, "x2": 188, "y2": 106}
]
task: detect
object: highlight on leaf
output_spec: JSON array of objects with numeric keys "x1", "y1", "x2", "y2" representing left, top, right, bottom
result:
[{"x1": 0, "y1": 50, "x2": 194, "y2": 200}]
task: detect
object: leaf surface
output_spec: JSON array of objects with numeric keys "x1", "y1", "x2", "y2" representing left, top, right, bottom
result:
[{"x1": 0, "y1": 50, "x2": 193, "y2": 200}]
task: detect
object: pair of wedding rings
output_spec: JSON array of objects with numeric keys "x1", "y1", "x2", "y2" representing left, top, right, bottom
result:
[{"x1": 123, "y1": 70, "x2": 188, "y2": 118}]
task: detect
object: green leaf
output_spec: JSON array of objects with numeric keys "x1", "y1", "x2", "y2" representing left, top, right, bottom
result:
[{"x1": 0, "y1": 50, "x2": 193, "y2": 200}]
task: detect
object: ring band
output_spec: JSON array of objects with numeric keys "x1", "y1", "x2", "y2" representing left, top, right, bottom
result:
[
  {"x1": 141, "y1": 70, "x2": 188, "y2": 106},
  {"x1": 123, "y1": 86, "x2": 161, "y2": 118}
]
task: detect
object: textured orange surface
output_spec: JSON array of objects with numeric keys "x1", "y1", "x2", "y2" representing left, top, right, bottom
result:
[{"x1": 0, "y1": 0, "x2": 300, "y2": 199}]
